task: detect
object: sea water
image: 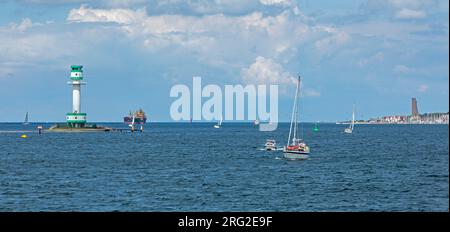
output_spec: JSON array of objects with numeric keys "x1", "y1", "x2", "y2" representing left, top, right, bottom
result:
[{"x1": 0, "y1": 123, "x2": 448, "y2": 211}]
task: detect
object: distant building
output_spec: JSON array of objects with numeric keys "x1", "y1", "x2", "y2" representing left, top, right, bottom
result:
[
  {"x1": 382, "y1": 115, "x2": 407, "y2": 124},
  {"x1": 342, "y1": 97, "x2": 448, "y2": 125},
  {"x1": 412, "y1": 97, "x2": 419, "y2": 116}
]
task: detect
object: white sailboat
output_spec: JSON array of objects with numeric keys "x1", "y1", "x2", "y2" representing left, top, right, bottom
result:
[
  {"x1": 254, "y1": 119, "x2": 260, "y2": 127},
  {"x1": 283, "y1": 76, "x2": 310, "y2": 160},
  {"x1": 214, "y1": 117, "x2": 222, "y2": 128},
  {"x1": 23, "y1": 112, "x2": 29, "y2": 125},
  {"x1": 128, "y1": 115, "x2": 135, "y2": 131},
  {"x1": 344, "y1": 105, "x2": 355, "y2": 134}
]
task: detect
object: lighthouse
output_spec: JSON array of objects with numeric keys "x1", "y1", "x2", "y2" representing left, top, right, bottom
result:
[
  {"x1": 66, "y1": 65, "x2": 87, "y2": 128},
  {"x1": 48, "y1": 65, "x2": 111, "y2": 131}
]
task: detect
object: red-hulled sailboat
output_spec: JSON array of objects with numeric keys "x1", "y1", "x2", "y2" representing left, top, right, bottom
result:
[{"x1": 283, "y1": 75, "x2": 310, "y2": 160}]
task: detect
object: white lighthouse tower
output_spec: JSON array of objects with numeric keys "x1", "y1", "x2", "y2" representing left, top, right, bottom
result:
[{"x1": 66, "y1": 65, "x2": 87, "y2": 127}]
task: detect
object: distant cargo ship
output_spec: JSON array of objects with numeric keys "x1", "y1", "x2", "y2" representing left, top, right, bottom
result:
[{"x1": 124, "y1": 108, "x2": 147, "y2": 125}]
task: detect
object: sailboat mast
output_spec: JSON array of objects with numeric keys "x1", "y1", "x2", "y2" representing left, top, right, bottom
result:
[
  {"x1": 293, "y1": 76, "x2": 301, "y2": 143},
  {"x1": 351, "y1": 105, "x2": 355, "y2": 129},
  {"x1": 299, "y1": 77, "x2": 302, "y2": 138},
  {"x1": 287, "y1": 76, "x2": 300, "y2": 146}
]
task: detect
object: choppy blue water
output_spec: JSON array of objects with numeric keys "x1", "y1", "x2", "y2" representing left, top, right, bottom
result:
[{"x1": 0, "y1": 122, "x2": 448, "y2": 211}]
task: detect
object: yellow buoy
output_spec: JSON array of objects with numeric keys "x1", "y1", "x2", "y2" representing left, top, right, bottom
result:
[{"x1": 21, "y1": 134, "x2": 28, "y2": 138}]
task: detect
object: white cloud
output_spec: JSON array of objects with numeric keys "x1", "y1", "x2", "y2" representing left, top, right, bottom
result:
[
  {"x1": 418, "y1": 84, "x2": 429, "y2": 92},
  {"x1": 241, "y1": 56, "x2": 294, "y2": 85},
  {"x1": 10, "y1": 18, "x2": 34, "y2": 32},
  {"x1": 393, "y1": 64, "x2": 441, "y2": 77},
  {"x1": 259, "y1": 0, "x2": 292, "y2": 6},
  {"x1": 357, "y1": 52, "x2": 384, "y2": 67},
  {"x1": 362, "y1": 0, "x2": 439, "y2": 20},
  {"x1": 0, "y1": 33, "x2": 64, "y2": 61},
  {"x1": 102, "y1": 0, "x2": 147, "y2": 7},
  {"x1": 395, "y1": 8, "x2": 426, "y2": 19},
  {"x1": 314, "y1": 27, "x2": 350, "y2": 54},
  {"x1": 19, "y1": 0, "x2": 87, "y2": 4},
  {"x1": 340, "y1": 20, "x2": 440, "y2": 42},
  {"x1": 304, "y1": 89, "x2": 321, "y2": 97},
  {"x1": 387, "y1": 0, "x2": 435, "y2": 10},
  {"x1": 1, "y1": 4, "x2": 353, "y2": 83},
  {"x1": 68, "y1": 5, "x2": 146, "y2": 24},
  {"x1": 240, "y1": 56, "x2": 322, "y2": 98},
  {"x1": 0, "y1": 17, "x2": 120, "y2": 78},
  {"x1": 394, "y1": 64, "x2": 413, "y2": 73},
  {"x1": 18, "y1": 0, "x2": 147, "y2": 7},
  {"x1": 66, "y1": 5, "x2": 348, "y2": 69}
]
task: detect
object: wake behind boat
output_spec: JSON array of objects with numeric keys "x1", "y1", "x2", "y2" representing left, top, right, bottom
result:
[{"x1": 283, "y1": 75, "x2": 310, "y2": 160}]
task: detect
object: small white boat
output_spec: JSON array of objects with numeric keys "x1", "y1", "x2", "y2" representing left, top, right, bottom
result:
[
  {"x1": 214, "y1": 117, "x2": 222, "y2": 128},
  {"x1": 128, "y1": 115, "x2": 143, "y2": 132},
  {"x1": 254, "y1": 119, "x2": 260, "y2": 127},
  {"x1": 344, "y1": 105, "x2": 355, "y2": 134},
  {"x1": 283, "y1": 75, "x2": 310, "y2": 160},
  {"x1": 264, "y1": 139, "x2": 277, "y2": 151}
]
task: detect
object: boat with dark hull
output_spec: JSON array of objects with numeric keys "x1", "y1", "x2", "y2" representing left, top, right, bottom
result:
[
  {"x1": 124, "y1": 108, "x2": 147, "y2": 132},
  {"x1": 124, "y1": 109, "x2": 147, "y2": 125}
]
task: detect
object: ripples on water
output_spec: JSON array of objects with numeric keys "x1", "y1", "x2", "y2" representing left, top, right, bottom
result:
[{"x1": 0, "y1": 123, "x2": 448, "y2": 211}]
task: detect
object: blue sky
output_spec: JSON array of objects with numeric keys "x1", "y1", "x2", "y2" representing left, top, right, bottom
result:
[{"x1": 0, "y1": 0, "x2": 448, "y2": 122}]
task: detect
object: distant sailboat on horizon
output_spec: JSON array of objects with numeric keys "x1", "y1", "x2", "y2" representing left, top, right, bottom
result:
[
  {"x1": 344, "y1": 105, "x2": 355, "y2": 134},
  {"x1": 254, "y1": 119, "x2": 260, "y2": 127},
  {"x1": 23, "y1": 112, "x2": 29, "y2": 125},
  {"x1": 214, "y1": 116, "x2": 222, "y2": 128}
]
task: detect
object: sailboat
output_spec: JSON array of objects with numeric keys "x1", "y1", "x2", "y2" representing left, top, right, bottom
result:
[
  {"x1": 128, "y1": 115, "x2": 135, "y2": 131},
  {"x1": 344, "y1": 105, "x2": 355, "y2": 134},
  {"x1": 214, "y1": 117, "x2": 222, "y2": 128},
  {"x1": 283, "y1": 76, "x2": 310, "y2": 160},
  {"x1": 254, "y1": 119, "x2": 260, "y2": 127},
  {"x1": 23, "y1": 112, "x2": 29, "y2": 125}
]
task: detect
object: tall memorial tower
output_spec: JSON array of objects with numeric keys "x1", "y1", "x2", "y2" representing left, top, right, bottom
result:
[{"x1": 412, "y1": 97, "x2": 419, "y2": 116}]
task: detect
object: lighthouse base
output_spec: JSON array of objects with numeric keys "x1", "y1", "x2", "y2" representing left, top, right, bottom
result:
[
  {"x1": 66, "y1": 113, "x2": 87, "y2": 127},
  {"x1": 67, "y1": 123, "x2": 86, "y2": 128},
  {"x1": 48, "y1": 123, "x2": 111, "y2": 132}
]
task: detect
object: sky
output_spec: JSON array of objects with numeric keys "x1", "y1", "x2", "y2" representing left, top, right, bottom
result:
[{"x1": 0, "y1": 0, "x2": 448, "y2": 122}]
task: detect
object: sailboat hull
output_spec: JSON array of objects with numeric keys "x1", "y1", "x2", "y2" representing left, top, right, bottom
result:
[
  {"x1": 283, "y1": 146, "x2": 310, "y2": 159},
  {"x1": 283, "y1": 152, "x2": 309, "y2": 160}
]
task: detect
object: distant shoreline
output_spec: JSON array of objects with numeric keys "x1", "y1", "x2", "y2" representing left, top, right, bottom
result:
[{"x1": 0, "y1": 121, "x2": 448, "y2": 125}]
